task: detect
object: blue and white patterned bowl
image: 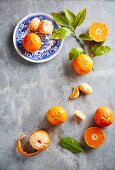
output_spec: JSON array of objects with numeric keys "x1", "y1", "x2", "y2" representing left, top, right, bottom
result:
[{"x1": 13, "y1": 13, "x2": 64, "y2": 63}]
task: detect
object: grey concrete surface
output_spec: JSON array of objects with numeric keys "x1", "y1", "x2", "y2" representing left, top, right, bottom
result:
[{"x1": 0, "y1": 0, "x2": 115, "y2": 170}]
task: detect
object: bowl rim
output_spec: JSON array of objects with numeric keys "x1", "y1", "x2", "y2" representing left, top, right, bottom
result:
[{"x1": 13, "y1": 13, "x2": 64, "y2": 63}]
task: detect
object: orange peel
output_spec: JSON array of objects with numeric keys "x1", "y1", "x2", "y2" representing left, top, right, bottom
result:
[
  {"x1": 69, "y1": 86, "x2": 80, "y2": 100},
  {"x1": 16, "y1": 135, "x2": 39, "y2": 157}
]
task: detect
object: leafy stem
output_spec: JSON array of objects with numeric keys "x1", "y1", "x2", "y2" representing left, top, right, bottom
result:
[{"x1": 73, "y1": 33, "x2": 87, "y2": 53}]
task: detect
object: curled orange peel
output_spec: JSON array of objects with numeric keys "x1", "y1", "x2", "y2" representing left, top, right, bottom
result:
[
  {"x1": 16, "y1": 135, "x2": 39, "y2": 157},
  {"x1": 69, "y1": 86, "x2": 80, "y2": 100}
]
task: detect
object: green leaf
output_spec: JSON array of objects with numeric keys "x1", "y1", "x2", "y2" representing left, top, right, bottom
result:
[
  {"x1": 75, "y1": 8, "x2": 86, "y2": 28},
  {"x1": 79, "y1": 33, "x2": 92, "y2": 41},
  {"x1": 92, "y1": 45, "x2": 111, "y2": 56},
  {"x1": 51, "y1": 13, "x2": 68, "y2": 27},
  {"x1": 51, "y1": 27, "x2": 72, "y2": 40},
  {"x1": 69, "y1": 47, "x2": 84, "y2": 60},
  {"x1": 64, "y1": 9, "x2": 76, "y2": 30},
  {"x1": 60, "y1": 137, "x2": 84, "y2": 153}
]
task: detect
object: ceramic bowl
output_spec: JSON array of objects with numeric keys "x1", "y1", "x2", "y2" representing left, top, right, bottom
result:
[{"x1": 13, "y1": 13, "x2": 64, "y2": 63}]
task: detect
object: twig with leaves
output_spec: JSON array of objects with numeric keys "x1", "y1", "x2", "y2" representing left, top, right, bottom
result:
[{"x1": 51, "y1": 8, "x2": 111, "y2": 61}]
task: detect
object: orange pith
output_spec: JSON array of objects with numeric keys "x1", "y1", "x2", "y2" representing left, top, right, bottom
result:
[
  {"x1": 22, "y1": 33, "x2": 41, "y2": 52},
  {"x1": 69, "y1": 86, "x2": 80, "y2": 99},
  {"x1": 84, "y1": 127, "x2": 105, "y2": 148},
  {"x1": 47, "y1": 106, "x2": 67, "y2": 125},
  {"x1": 39, "y1": 20, "x2": 53, "y2": 34},
  {"x1": 72, "y1": 54, "x2": 93, "y2": 75},
  {"x1": 29, "y1": 130, "x2": 50, "y2": 151},
  {"x1": 94, "y1": 106, "x2": 114, "y2": 127},
  {"x1": 89, "y1": 22, "x2": 109, "y2": 42}
]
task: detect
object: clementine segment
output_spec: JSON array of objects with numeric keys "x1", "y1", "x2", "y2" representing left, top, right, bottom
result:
[
  {"x1": 39, "y1": 20, "x2": 53, "y2": 35},
  {"x1": 29, "y1": 130, "x2": 50, "y2": 152},
  {"x1": 72, "y1": 54, "x2": 93, "y2": 75},
  {"x1": 84, "y1": 127, "x2": 105, "y2": 148},
  {"x1": 94, "y1": 106, "x2": 114, "y2": 127},
  {"x1": 22, "y1": 33, "x2": 41, "y2": 52},
  {"x1": 47, "y1": 106, "x2": 67, "y2": 125},
  {"x1": 69, "y1": 86, "x2": 80, "y2": 100},
  {"x1": 89, "y1": 22, "x2": 109, "y2": 42}
]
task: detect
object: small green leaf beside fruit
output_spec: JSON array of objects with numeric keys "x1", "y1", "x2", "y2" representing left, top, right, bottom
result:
[
  {"x1": 69, "y1": 48, "x2": 84, "y2": 60},
  {"x1": 60, "y1": 137, "x2": 84, "y2": 153}
]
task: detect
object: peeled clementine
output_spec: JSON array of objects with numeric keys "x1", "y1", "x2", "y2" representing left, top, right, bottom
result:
[
  {"x1": 29, "y1": 130, "x2": 50, "y2": 152},
  {"x1": 47, "y1": 106, "x2": 67, "y2": 125},
  {"x1": 28, "y1": 17, "x2": 40, "y2": 32},
  {"x1": 72, "y1": 54, "x2": 93, "y2": 75},
  {"x1": 39, "y1": 20, "x2": 53, "y2": 35},
  {"x1": 89, "y1": 22, "x2": 109, "y2": 42},
  {"x1": 94, "y1": 106, "x2": 114, "y2": 127},
  {"x1": 22, "y1": 33, "x2": 41, "y2": 52},
  {"x1": 84, "y1": 127, "x2": 105, "y2": 148}
]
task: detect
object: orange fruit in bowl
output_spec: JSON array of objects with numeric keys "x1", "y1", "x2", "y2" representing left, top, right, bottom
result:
[
  {"x1": 29, "y1": 130, "x2": 50, "y2": 152},
  {"x1": 94, "y1": 106, "x2": 114, "y2": 127},
  {"x1": 72, "y1": 54, "x2": 93, "y2": 75},
  {"x1": 89, "y1": 22, "x2": 109, "y2": 42},
  {"x1": 28, "y1": 17, "x2": 40, "y2": 32},
  {"x1": 22, "y1": 33, "x2": 42, "y2": 52},
  {"x1": 39, "y1": 20, "x2": 53, "y2": 34},
  {"x1": 47, "y1": 106, "x2": 67, "y2": 125},
  {"x1": 84, "y1": 127, "x2": 105, "y2": 148}
]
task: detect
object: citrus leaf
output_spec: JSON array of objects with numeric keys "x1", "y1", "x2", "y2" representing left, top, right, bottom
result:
[
  {"x1": 79, "y1": 33, "x2": 92, "y2": 41},
  {"x1": 75, "y1": 8, "x2": 86, "y2": 28},
  {"x1": 51, "y1": 13, "x2": 68, "y2": 27},
  {"x1": 91, "y1": 44, "x2": 111, "y2": 56},
  {"x1": 64, "y1": 9, "x2": 76, "y2": 30},
  {"x1": 51, "y1": 27, "x2": 72, "y2": 39},
  {"x1": 60, "y1": 137, "x2": 84, "y2": 153},
  {"x1": 69, "y1": 48, "x2": 84, "y2": 60}
]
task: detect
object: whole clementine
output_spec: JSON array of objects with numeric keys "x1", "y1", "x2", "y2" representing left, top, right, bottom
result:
[
  {"x1": 72, "y1": 54, "x2": 93, "y2": 75},
  {"x1": 94, "y1": 106, "x2": 114, "y2": 127},
  {"x1": 22, "y1": 33, "x2": 41, "y2": 52},
  {"x1": 39, "y1": 20, "x2": 53, "y2": 35},
  {"x1": 47, "y1": 106, "x2": 67, "y2": 125}
]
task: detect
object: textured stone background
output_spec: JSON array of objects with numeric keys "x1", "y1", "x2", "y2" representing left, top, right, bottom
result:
[{"x1": 0, "y1": 0, "x2": 115, "y2": 170}]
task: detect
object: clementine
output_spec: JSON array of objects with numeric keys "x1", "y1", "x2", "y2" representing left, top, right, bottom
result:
[
  {"x1": 72, "y1": 54, "x2": 93, "y2": 75},
  {"x1": 28, "y1": 17, "x2": 40, "y2": 32},
  {"x1": 22, "y1": 33, "x2": 41, "y2": 52},
  {"x1": 84, "y1": 127, "x2": 105, "y2": 148},
  {"x1": 47, "y1": 106, "x2": 67, "y2": 125},
  {"x1": 89, "y1": 22, "x2": 109, "y2": 42},
  {"x1": 94, "y1": 106, "x2": 114, "y2": 127},
  {"x1": 39, "y1": 20, "x2": 53, "y2": 34},
  {"x1": 29, "y1": 130, "x2": 50, "y2": 151}
]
